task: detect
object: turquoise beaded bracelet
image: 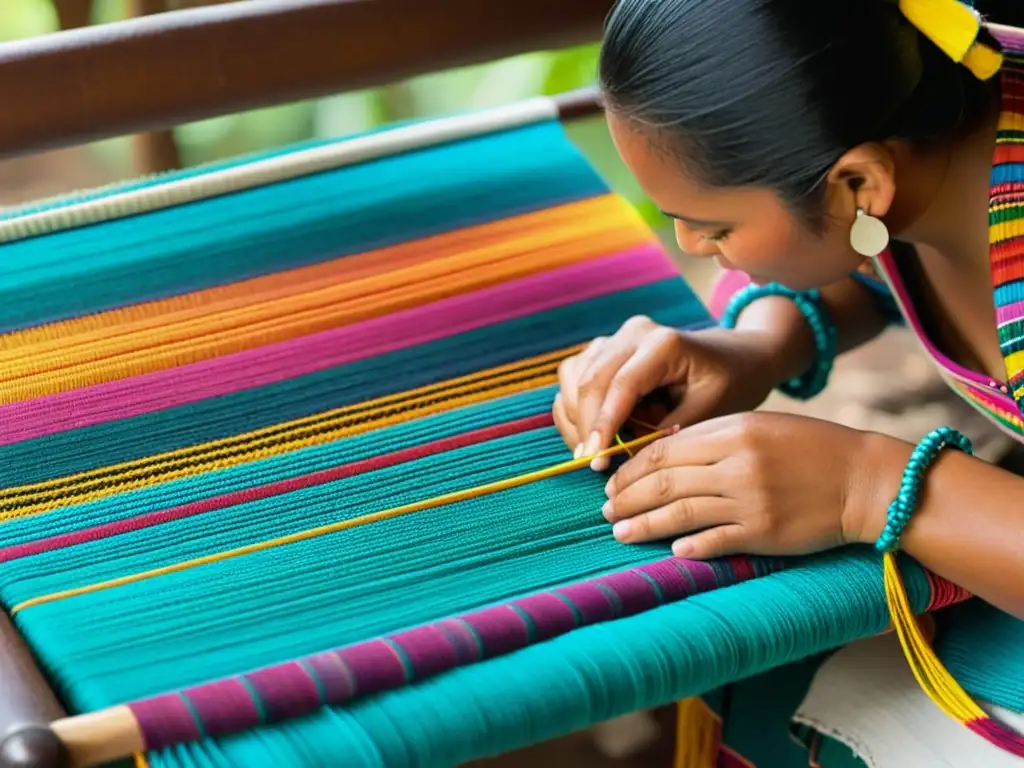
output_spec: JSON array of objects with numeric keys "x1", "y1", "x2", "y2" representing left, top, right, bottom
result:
[
  {"x1": 874, "y1": 426, "x2": 974, "y2": 553},
  {"x1": 719, "y1": 282, "x2": 837, "y2": 400}
]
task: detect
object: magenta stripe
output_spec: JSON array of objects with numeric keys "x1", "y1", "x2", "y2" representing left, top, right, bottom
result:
[
  {"x1": 0, "y1": 245, "x2": 675, "y2": 446},
  {"x1": 991, "y1": 24, "x2": 1024, "y2": 50},
  {"x1": 996, "y1": 298, "x2": 1024, "y2": 326},
  {"x1": 130, "y1": 555, "x2": 784, "y2": 751}
]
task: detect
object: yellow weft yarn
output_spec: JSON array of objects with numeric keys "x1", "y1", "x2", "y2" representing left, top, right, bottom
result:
[
  {"x1": 898, "y1": 0, "x2": 1002, "y2": 79},
  {"x1": 882, "y1": 552, "x2": 987, "y2": 725},
  {"x1": 674, "y1": 698, "x2": 719, "y2": 768}
]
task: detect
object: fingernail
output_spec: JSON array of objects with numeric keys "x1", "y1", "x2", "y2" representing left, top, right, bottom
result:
[
  {"x1": 573, "y1": 444, "x2": 583, "y2": 459},
  {"x1": 590, "y1": 456, "x2": 610, "y2": 472},
  {"x1": 601, "y1": 500, "x2": 614, "y2": 521},
  {"x1": 584, "y1": 432, "x2": 601, "y2": 456},
  {"x1": 672, "y1": 539, "x2": 694, "y2": 557},
  {"x1": 604, "y1": 477, "x2": 615, "y2": 499},
  {"x1": 612, "y1": 520, "x2": 632, "y2": 540}
]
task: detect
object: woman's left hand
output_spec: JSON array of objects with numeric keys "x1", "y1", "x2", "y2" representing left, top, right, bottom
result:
[{"x1": 603, "y1": 411, "x2": 901, "y2": 558}]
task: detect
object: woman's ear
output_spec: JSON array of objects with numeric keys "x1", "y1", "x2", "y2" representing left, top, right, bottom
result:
[{"x1": 824, "y1": 142, "x2": 897, "y2": 221}]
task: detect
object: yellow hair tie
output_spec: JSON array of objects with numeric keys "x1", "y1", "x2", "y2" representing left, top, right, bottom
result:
[{"x1": 898, "y1": 0, "x2": 1003, "y2": 79}]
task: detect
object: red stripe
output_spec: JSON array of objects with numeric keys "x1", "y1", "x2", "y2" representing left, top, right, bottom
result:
[
  {"x1": 993, "y1": 144, "x2": 1024, "y2": 165},
  {"x1": 991, "y1": 182, "x2": 1024, "y2": 197},
  {"x1": 0, "y1": 413, "x2": 555, "y2": 563}
]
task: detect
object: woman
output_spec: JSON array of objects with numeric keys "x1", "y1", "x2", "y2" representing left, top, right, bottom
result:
[{"x1": 554, "y1": 1, "x2": 1024, "y2": 765}]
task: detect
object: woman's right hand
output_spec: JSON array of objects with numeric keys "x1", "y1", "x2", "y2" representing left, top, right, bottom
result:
[{"x1": 553, "y1": 315, "x2": 787, "y2": 470}]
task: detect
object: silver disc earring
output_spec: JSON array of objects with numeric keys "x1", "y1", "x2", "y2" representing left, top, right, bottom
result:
[{"x1": 849, "y1": 208, "x2": 890, "y2": 257}]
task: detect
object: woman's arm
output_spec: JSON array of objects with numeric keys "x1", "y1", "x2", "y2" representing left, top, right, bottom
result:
[
  {"x1": 723, "y1": 271, "x2": 890, "y2": 383},
  {"x1": 849, "y1": 434, "x2": 1024, "y2": 619}
]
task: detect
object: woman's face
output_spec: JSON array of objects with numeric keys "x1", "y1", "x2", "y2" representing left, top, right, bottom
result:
[{"x1": 607, "y1": 113, "x2": 868, "y2": 291}]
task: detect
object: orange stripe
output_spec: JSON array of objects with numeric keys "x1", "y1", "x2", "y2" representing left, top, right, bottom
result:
[{"x1": 0, "y1": 196, "x2": 648, "y2": 403}]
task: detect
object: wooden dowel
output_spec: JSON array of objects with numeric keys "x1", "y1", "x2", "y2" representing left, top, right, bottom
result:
[
  {"x1": 0, "y1": 613, "x2": 68, "y2": 768},
  {"x1": 0, "y1": 0, "x2": 612, "y2": 159},
  {"x1": 49, "y1": 708, "x2": 142, "y2": 768}
]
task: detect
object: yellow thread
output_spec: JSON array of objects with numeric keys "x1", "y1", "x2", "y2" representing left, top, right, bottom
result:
[
  {"x1": 0, "y1": 346, "x2": 581, "y2": 518},
  {"x1": 134, "y1": 753, "x2": 150, "y2": 768},
  {"x1": 882, "y1": 551, "x2": 986, "y2": 724},
  {"x1": 898, "y1": 0, "x2": 1002, "y2": 80},
  {"x1": 674, "y1": 697, "x2": 718, "y2": 768},
  {"x1": 10, "y1": 429, "x2": 673, "y2": 615},
  {"x1": 614, "y1": 433, "x2": 634, "y2": 457}
]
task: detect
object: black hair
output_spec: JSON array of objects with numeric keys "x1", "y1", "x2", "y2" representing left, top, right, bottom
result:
[{"x1": 599, "y1": 0, "x2": 1018, "y2": 227}]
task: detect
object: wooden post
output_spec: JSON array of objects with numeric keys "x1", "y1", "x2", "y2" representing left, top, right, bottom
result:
[
  {"x1": 128, "y1": 0, "x2": 183, "y2": 174},
  {"x1": 0, "y1": 613, "x2": 68, "y2": 768}
]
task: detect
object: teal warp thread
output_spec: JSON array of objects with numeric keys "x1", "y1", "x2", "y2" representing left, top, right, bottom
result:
[
  {"x1": 874, "y1": 426, "x2": 973, "y2": 552},
  {"x1": 719, "y1": 283, "x2": 837, "y2": 400},
  {"x1": 4, "y1": 426, "x2": 670, "y2": 709},
  {"x1": 938, "y1": 599, "x2": 1024, "y2": 712},
  {"x1": 142, "y1": 549, "x2": 935, "y2": 768},
  {"x1": 0, "y1": 121, "x2": 604, "y2": 332},
  {"x1": 0, "y1": 388, "x2": 557, "y2": 547}
]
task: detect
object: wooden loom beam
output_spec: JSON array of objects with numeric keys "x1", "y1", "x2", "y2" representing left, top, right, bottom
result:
[{"x1": 0, "y1": 0, "x2": 612, "y2": 160}]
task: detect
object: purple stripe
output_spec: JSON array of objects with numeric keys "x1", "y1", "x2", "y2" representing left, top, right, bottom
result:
[
  {"x1": 464, "y1": 605, "x2": 531, "y2": 656},
  {"x1": 436, "y1": 619, "x2": 482, "y2": 663},
  {"x1": 182, "y1": 679, "x2": 262, "y2": 738},
  {"x1": 131, "y1": 694, "x2": 202, "y2": 751},
  {"x1": 595, "y1": 570, "x2": 661, "y2": 613},
  {"x1": 127, "y1": 556, "x2": 781, "y2": 752},
  {"x1": 512, "y1": 593, "x2": 578, "y2": 641},
  {"x1": 0, "y1": 246, "x2": 674, "y2": 445},
  {"x1": 556, "y1": 582, "x2": 617, "y2": 624},
  {"x1": 336, "y1": 640, "x2": 407, "y2": 696},
  {"x1": 636, "y1": 559, "x2": 695, "y2": 601},
  {"x1": 391, "y1": 625, "x2": 461, "y2": 678},
  {"x1": 687, "y1": 560, "x2": 721, "y2": 593},
  {"x1": 245, "y1": 663, "x2": 323, "y2": 722},
  {"x1": 304, "y1": 652, "x2": 356, "y2": 701}
]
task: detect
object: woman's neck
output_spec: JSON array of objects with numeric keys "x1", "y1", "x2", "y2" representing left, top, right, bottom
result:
[
  {"x1": 887, "y1": 92, "x2": 1007, "y2": 381},
  {"x1": 894, "y1": 104, "x2": 999, "y2": 267}
]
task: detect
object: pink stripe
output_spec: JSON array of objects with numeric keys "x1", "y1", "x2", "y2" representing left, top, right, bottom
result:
[
  {"x1": 996, "y1": 299, "x2": 1024, "y2": 326},
  {"x1": 0, "y1": 245, "x2": 676, "y2": 446},
  {"x1": 706, "y1": 269, "x2": 751, "y2": 319},
  {"x1": 875, "y1": 250, "x2": 1003, "y2": 387},
  {"x1": 960, "y1": 381, "x2": 1015, "y2": 414},
  {"x1": 991, "y1": 25, "x2": 1024, "y2": 50}
]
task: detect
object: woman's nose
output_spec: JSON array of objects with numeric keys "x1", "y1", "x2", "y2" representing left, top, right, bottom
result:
[{"x1": 673, "y1": 222, "x2": 721, "y2": 258}]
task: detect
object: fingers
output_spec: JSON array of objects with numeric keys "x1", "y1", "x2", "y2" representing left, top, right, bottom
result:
[
  {"x1": 552, "y1": 394, "x2": 579, "y2": 450},
  {"x1": 555, "y1": 317, "x2": 688, "y2": 469},
  {"x1": 582, "y1": 326, "x2": 686, "y2": 471},
  {"x1": 609, "y1": 497, "x2": 734, "y2": 545},
  {"x1": 602, "y1": 467, "x2": 722, "y2": 522},
  {"x1": 671, "y1": 525, "x2": 747, "y2": 560},
  {"x1": 555, "y1": 339, "x2": 607, "y2": 453},
  {"x1": 605, "y1": 424, "x2": 729, "y2": 499},
  {"x1": 575, "y1": 344, "x2": 634, "y2": 462}
]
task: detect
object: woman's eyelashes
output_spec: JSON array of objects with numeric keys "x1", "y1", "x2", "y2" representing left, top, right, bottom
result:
[{"x1": 701, "y1": 229, "x2": 732, "y2": 243}]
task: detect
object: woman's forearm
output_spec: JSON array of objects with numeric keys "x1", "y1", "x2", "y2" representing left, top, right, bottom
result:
[
  {"x1": 849, "y1": 433, "x2": 1024, "y2": 619},
  {"x1": 729, "y1": 274, "x2": 890, "y2": 385}
]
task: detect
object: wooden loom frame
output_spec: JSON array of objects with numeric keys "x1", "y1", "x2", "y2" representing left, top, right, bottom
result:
[{"x1": 0, "y1": 2, "x2": 612, "y2": 767}]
